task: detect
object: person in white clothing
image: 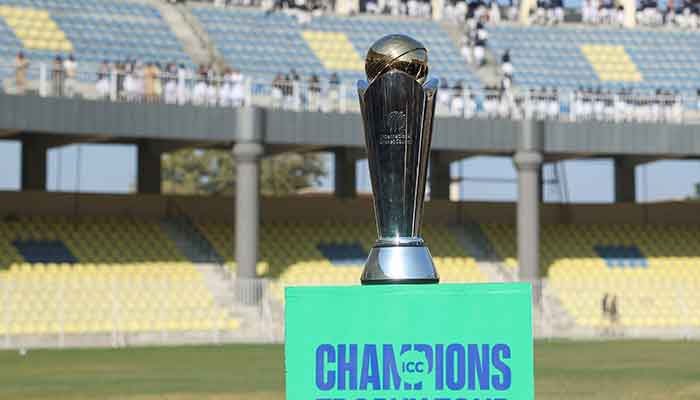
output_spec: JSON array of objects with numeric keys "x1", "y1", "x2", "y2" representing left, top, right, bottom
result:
[
  {"x1": 464, "y1": 94, "x2": 477, "y2": 119},
  {"x1": 176, "y1": 64, "x2": 190, "y2": 105},
  {"x1": 192, "y1": 76, "x2": 207, "y2": 106},
  {"x1": 164, "y1": 77, "x2": 178, "y2": 104},
  {"x1": 437, "y1": 79, "x2": 452, "y2": 112},
  {"x1": 63, "y1": 54, "x2": 78, "y2": 98},
  {"x1": 207, "y1": 80, "x2": 219, "y2": 107},
  {"x1": 95, "y1": 70, "x2": 110, "y2": 100},
  {"x1": 229, "y1": 68, "x2": 245, "y2": 107},
  {"x1": 219, "y1": 71, "x2": 232, "y2": 107}
]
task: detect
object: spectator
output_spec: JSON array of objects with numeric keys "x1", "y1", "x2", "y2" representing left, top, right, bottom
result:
[
  {"x1": 283, "y1": 73, "x2": 295, "y2": 109},
  {"x1": 230, "y1": 68, "x2": 245, "y2": 107},
  {"x1": 133, "y1": 61, "x2": 145, "y2": 102},
  {"x1": 437, "y1": 78, "x2": 452, "y2": 109},
  {"x1": 192, "y1": 73, "x2": 208, "y2": 106},
  {"x1": 549, "y1": 0, "x2": 564, "y2": 24},
  {"x1": 609, "y1": 295, "x2": 618, "y2": 324},
  {"x1": 115, "y1": 61, "x2": 126, "y2": 100},
  {"x1": 464, "y1": 92, "x2": 477, "y2": 119},
  {"x1": 271, "y1": 73, "x2": 285, "y2": 108},
  {"x1": 14, "y1": 51, "x2": 28, "y2": 94},
  {"x1": 51, "y1": 55, "x2": 65, "y2": 97},
  {"x1": 95, "y1": 62, "x2": 110, "y2": 100},
  {"x1": 326, "y1": 72, "x2": 340, "y2": 111},
  {"x1": 582, "y1": 0, "x2": 598, "y2": 23},
  {"x1": 501, "y1": 49, "x2": 513, "y2": 80},
  {"x1": 207, "y1": 78, "x2": 219, "y2": 107},
  {"x1": 308, "y1": 73, "x2": 321, "y2": 111},
  {"x1": 219, "y1": 68, "x2": 233, "y2": 107},
  {"x1": 460, "y1": 37, "x2": 472, "y2": 64},
  {"x1": 601, "y1": 293, "x2": 609, "y2": 319},
  {"x1": 176, "y1": 63, "x2": 189, "y2": 105},
  {"x1": 64, "y1": 54, "x2": 77, "y2": 98},
  {"x1": 164, "y1": 74, "x2": 178, "y2": 104},
  {"x1": 473, "y1": 21, "x2": 488, "y2": 67},
  {"x1": 144, "y1": 62, "x2": 156, "y2": 103},
  {"x1": 153, "y1": 62, "x2": 163, "y2": 101},
  {"x1": 507, "y1": 0, "x2": 519, "y2": 20},
  {"x1": 450, "y1": 81, "x2": 465, "y2": 116},
  {"x1": 489, "y1": 0, "x2": 501, "y2": 22}
]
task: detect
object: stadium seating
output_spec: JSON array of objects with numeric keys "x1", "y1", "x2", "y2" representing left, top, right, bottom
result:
[
  {"x1": 190, "y1": 7, "x2": 481, "y2": 87},
  {"x1": 0, "y1": 217, "x2": 238, "y2": 336},
  {"x1": 196, "y1": 220, "x2": 486, "y2": 303},
  {"x1": 487, "y1": 25, "x2": 700, "y2": 93},
  {"x1": 481, "y1": 223, "x2": 700, "y2": 329},
  {"x1": 0, "y1": 0, "x2": 191, "y2": 78}
]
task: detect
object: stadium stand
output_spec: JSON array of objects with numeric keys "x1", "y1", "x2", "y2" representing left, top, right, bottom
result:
[
  {"x1": 0, "y1": 216, "x2": 239, "y2": 336},
  {"x1": 487, "y1": 24, "x2": 700, "y2": 93},
  {"x1": 0, "y1": 0, "x2": 191, "y2": 78},
  {"x1": 190, "y1": 7, "x2": 481, "y2": 87},
  {"x1": 195, "y1": 220, "x2": 486, "y2": 302},
  {"x1": 481, "y1": 223, "x2": 700, "y2": 329}
]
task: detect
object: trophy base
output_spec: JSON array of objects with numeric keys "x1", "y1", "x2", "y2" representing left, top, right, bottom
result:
[{"x1": 361, "y1": 245, "x2": 439, "y2": 285}]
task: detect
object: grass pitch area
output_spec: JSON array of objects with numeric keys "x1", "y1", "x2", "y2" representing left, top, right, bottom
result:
[{"x1": 0, "y1": 341, "x2": 698, "y2": 399}]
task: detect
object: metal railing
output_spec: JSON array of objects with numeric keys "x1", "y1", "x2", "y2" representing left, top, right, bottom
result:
[
  {"x1": 1, "y1": 272, "x2": 699, "y2": 348},
  {"x1": 4, "y1": 61, "x2": 700, "y2": 124}
]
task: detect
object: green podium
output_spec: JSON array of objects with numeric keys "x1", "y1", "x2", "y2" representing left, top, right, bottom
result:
[{"x1": 285, "y1": 283, "x2": 534, "y2": 400}]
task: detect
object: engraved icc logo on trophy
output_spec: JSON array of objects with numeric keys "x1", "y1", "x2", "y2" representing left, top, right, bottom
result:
[
  {"x1": 381, "y1": 111, "x2": 410, "y2": 145},
  {"x1": 357, "y1": 34, "x2": 439, "y2": 284}
]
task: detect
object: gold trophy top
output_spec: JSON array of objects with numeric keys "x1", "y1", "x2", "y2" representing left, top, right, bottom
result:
[{"x1": 364, "y1": 34, "x2": 429, "y2": 85}]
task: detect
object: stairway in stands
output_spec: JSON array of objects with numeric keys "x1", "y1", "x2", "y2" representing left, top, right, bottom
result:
[
  {"x1": 440, "y1": 21, "x2": 502, "y2": 87},
  {"x1": 145, "y1": 0, "x2": 213, "y2": 65},
  {"x1": 451, "y1": 221, "x2": 576, "y2": 337},
  {"x1": 160, "y1": 216, "x2": 277, "y2": 341},
  {"x1": 450, "y1": 222, "x2": 515, "y2": 282}
]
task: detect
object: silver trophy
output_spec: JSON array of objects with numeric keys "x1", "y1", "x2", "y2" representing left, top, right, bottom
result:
[{"x1": 358, "y1": 34, "x2": 439, "y2": 285}]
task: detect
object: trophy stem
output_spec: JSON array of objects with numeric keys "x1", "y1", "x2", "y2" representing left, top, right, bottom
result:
[{"x1": 358, "y1": 71, "x2": 440, "y2": 285}]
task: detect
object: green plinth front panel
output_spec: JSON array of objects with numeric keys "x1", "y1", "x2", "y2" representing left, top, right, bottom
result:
[{"x1": 285, "y1": 282, "x2": 534, "y2": 400}]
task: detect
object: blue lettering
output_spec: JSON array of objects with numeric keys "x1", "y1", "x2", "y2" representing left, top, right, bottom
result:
[
  {"x1": 337, "y1": 344, "x2": 358, "y2": 390},
  {"x1": 446, "y1": 343, "x2": 466, "y2": 390},
  {"x1": 360, "y1": 344, "x2": 381, "y2": 390},
  {"x1": 468, "y1": 344, "x2": 490, "y2": 390},
  {"x1": 491, "y1": 344, "x2": 512, "y2": 390},
  {"x1": 435, "y1": 344, "x2": 444, "y2": 390},
  {"x1": 382, "y1": 345, "x2": 402, "y2": 390},
  {"x1": 316, "y1": 344, "x2": 335, "y2": 390},
  {"x1": 415, "y1": 361, "x2": 424, "y2": 373}
]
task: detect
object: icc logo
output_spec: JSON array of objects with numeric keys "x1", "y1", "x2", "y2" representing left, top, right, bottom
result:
[
  {"x1": 399, "y1": 346, "x2": 432, "y2": 390},
  {"x1": 385, "y1": 110, "x2": 407, "y2": 135}
]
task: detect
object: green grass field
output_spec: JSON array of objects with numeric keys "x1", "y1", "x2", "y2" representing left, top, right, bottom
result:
[{"x1": 0, "y1": 341, "x2": 698, "y2": 399}]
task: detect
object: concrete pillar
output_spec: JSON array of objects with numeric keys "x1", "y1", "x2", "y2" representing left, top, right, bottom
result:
[
  {"x1": 334, "y1": 148, "x2": 357, "y2": 199},
  {"x1": 21, "y1": 137, "x2": 47, "y2": 191},
  {"x1": 514, "y1": 120, "x2": 544, "y2": 286},
  {"x1": 430, "y1": 151, "x2": 451, "y2": 200},
  {"x1": 137, "y1": 142, "x2": 161, "y2": 194},
  {"x1": 233, "y1": 142, "x2": 263, "y2": 282},
  {"x1": 614, "y1": 157, "x2": 636, "y2": 203}
]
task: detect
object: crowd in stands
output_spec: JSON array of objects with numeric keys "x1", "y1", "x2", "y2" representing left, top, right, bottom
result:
[
  {"x1": 269, "y1": 70, "x2": 345, "y2": 111},
  {"x1": 14, "y1": 53, "x2": 248, "y2": 107},
  {"x1": 461, "y1": 20, "x2": 490, "y2": 67},
  {"x1": 184, "y1": 0, "x2": 700, "y2": 31},
  {"x1": 95, "y1": 62, "x2": 247, "y2": 106},
  {"x1": 581, "y1": 0, "x2": 700, "y2": 28},
  {"x1": 15, "y1": 52, "x2": 79, "y2": 96},
  {"x1": 364, "y1": 0, "x2": 433, "y2": 16},
  {"x1": 435, "y1": 84, "x2": 685, "y2": 123}
]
